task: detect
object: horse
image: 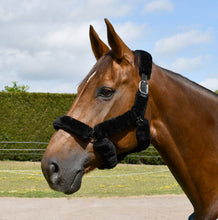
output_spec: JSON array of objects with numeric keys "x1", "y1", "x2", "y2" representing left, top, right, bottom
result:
[{"x1": 41, "y1": 19, "x2": 218, "y2": 220}]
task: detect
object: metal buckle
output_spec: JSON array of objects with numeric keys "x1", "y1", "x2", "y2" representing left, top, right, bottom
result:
[
  {"x1": 139, "y1": 73, "x2": 149, "y2": 96},
  {"x1": 139, "y1": 80, "x2": 149, "y2": 96}
]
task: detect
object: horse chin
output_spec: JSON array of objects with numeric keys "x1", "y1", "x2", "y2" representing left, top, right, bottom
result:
[
  {"x1": 63, "y1": 170, "x2": 84, "y2": 195},
  {"x1": 49, "y1": 169, "x2": 84, "y2": 195},
  {"x1": 61, "y1": 159, "x2": 100, "y2": 194}
]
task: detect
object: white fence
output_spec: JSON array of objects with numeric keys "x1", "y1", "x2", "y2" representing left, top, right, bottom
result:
[
  {"x1": 0, "y1": 141, "x2": 162, "y2": 163},
  {"x1": 0, "y1": 141, "x2": 47, "y2": 161}
]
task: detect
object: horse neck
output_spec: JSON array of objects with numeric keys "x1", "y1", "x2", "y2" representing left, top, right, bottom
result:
[{"x1": 148, "y1": 64, "x2": 218, "y2": 218}]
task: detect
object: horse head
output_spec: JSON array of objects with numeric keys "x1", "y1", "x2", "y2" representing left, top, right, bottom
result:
[{"x1": 41, "y1": 19, "x2": 151, "y2": 194}]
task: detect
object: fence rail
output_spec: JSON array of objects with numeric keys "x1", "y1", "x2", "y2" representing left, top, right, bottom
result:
[
  {"x1": 0, "y1": 141, "x2": 163, "y2": 164},
  {"x1": 0, "y1": 141, "x2": 48, "y2": 161},
  {"x1": 0, "y1": 141, "x2": 48, "y2": 144}
]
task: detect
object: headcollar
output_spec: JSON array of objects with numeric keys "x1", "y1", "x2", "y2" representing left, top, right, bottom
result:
[{"x1": 53, "y1": 50, "x2": 152, "y2": 169}]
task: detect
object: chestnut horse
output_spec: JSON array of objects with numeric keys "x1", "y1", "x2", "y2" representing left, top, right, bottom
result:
[{"x1": 41, "y1": 19, "x2": 218, "y2": 220}]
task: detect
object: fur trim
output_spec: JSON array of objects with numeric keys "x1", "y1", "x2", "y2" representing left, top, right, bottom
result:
[
  {"x1": 93, "y1": 138, "x2": 118, "y2": 169},
  {"x1": 53, "y1": 115, "x2": 93, "y2": 140},
  {"x1": 93, "y1": 110, "x2": 136, "y2": 139}
]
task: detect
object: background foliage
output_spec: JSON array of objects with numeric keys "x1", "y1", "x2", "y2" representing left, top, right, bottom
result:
[
  {"x1": 0, "y1": 92, "x2": 76, "y2": 142},
  {"x1": 3, "y1": 81, "x2": 30, "y2": 93},
  {"x1": 0, "y1": 92, "x2": 76, "y2": 160}
]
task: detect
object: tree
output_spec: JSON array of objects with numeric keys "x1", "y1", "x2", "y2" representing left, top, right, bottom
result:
[
  {"x1": 3, "y1": 81, "x2": 30, "y2": 93},
  {"x1": 215, "y1": 90, "x2": 218, "y2": 94}
]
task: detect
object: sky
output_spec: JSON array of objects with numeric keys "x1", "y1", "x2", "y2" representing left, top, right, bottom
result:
[{"x1": 0, "y1": 0, "x2": 217, "y2": 93}]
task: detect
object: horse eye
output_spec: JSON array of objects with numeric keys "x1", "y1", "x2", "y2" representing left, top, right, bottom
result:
[{"x1": 97, "y1": 87, "x2": 115, "y2": 99}]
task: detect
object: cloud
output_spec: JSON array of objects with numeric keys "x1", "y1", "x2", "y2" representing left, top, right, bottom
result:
[
  {"x1": 43, "y1": 24, "x2": 89, "y2": 50},
  {"x1": 0, "y1": 0, "x2": 147, "y2": 80},
  {"x1": 0, "y1": 0, "x2": 146, "y2": 93},
  {"x1": 168, "y1": 56, "x2": 203, "y2": 72},
  {"x1": 200, "y1": 75, "x2": 218, "y2": 92},
  {"x1": 69, "y1": 0, "x2": 132, "y2": 20},
  {"x1": 154, "y1": 30, "x2": 211, "y2": 55},
  {"x1": 27, "y1": 80, "x2": 80, "y2": 94},
  {"x1": 144, "y1": 0, "x2": 174, "y2": 13},
  {"x1": 113, "y1": 21, "x2": 148, "y2": 43},
  {"x1": 0, "y1": 48, "x2": 95, "y2": 81}
]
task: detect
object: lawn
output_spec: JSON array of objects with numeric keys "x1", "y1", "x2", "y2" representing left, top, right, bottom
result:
[{"x1": 0, "y1": 161, "x2": 183, "y2": 197}]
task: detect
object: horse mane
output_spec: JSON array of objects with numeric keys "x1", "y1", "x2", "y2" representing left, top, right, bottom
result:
[{"x1": 159, "y1": 66, "x2": 218, "y2": 98}]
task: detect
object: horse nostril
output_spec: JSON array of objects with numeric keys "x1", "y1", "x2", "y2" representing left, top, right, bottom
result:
[
  {"x1": 48, "y1": 161, "x2": 61, "y2": 185},
  {"x1": 49, "y1": 162, "x2": 59, "y2": 174}
]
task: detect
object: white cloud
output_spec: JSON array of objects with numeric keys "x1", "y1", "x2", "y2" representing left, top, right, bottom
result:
[
  {"x1": 114, "y1": 22, "x2": 147, "y2": 43},
  {"x1": 154, "y1": 30, "x2": 211, "y2": 55},
  {"x1": 0, "y1": 7, "x2": 15, "y2": 22},
  {"x1": 43, "y1": 25, "x2": 89, "y2": 50},
  {"x1": 69, "y1": 0, "x2": 132, "y2": 20},
  {"x1": 168, "y1": 56, "x2": 203, "y2": 72},
  {"x1": 200, "y1": 75, "x2": 218, "y2": 92},
  {"x1": 27, "y1": 80, "x2": 79, "y2": 94},
  {"x1": 0, "y1": 48, "x2": 95, "y2": 81},
  {"x1": 0, "y1": 0, "x2": 144, "y2": 93},
  {"x1": 144, "y1": 0, "x2": 174, "y2": 13}
]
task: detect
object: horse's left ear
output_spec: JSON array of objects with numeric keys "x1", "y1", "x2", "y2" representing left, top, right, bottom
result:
[
  {"x1": 105, "y1": 18, "x2": 134, "y2": 62},
  {"x1": 89, "y1": 25, "x2": 110, "y2": 60}
]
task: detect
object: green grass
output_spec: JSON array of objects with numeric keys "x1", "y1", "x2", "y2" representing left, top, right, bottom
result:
[{"x1": 0, "y1": 161, "x2": 183, "y2": 198}]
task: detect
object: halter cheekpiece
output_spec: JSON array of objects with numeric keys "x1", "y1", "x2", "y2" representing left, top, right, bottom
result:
[{"x1": 53, "y1": 50, "x2": 152, "y2": 169}]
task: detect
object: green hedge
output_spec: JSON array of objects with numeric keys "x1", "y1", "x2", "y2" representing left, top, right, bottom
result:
[
  {"x1": 0, "y1": 92, "x2": 76, "y2": 161},
  {"x1": 121, "y1": 146, "x2": 164, "y2": 165},
  {"x1": 0, "y1": 92, "x2": 76, "y2": 142},
  {"x1": 0, "y1": 92, "x2": 163, "y2": 164}
]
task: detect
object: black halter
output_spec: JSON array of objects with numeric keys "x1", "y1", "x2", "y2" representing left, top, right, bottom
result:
[{"x1": 53, "y1": 50, "x2": 152, "y2": 169}]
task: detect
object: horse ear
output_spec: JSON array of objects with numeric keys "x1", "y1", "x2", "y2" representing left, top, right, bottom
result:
[
  {"x1": 89, "y1": 25, "x2": 110, "y2": 60},
  {"x1": 105, "y1": 18, "x2": 133, "y2": 61}
]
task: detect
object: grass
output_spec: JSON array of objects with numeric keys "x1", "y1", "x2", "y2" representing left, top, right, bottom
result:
[{"x1": 0, "y1": 161, "x2": 183, "y2": 198}]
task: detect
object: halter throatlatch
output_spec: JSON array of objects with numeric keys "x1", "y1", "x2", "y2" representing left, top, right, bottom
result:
[{"x1": 53, "y1": 50, "x2": 152, "y2": 169}]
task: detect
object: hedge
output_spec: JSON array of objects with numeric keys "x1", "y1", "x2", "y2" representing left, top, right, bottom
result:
[
  {"x1": 120, "y1": 146, "x2": 164, "y2": 165},
  {"x1": 0, "y1": 92, "x2": 163, "y2": 164},
  {"x1": 0, "y1": 92, "x2": 76, "y2": 161},
  {"x1": 0, "y1": 92, "x2": 76, "y2": 141}
]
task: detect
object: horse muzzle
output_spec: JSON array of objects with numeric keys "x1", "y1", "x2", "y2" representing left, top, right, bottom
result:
[{"x1": 41, "y1": 151, "x2": 91, "y2": 194}]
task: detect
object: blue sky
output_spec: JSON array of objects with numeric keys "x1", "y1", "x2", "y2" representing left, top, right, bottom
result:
[{"x1": 0, "y1": 0, "x2": 217, "y2": 93}]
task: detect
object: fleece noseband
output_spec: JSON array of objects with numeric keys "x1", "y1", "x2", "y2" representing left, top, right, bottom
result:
[{"x1": 53, "y1": 50, "x2": 152, "y2": 169}]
